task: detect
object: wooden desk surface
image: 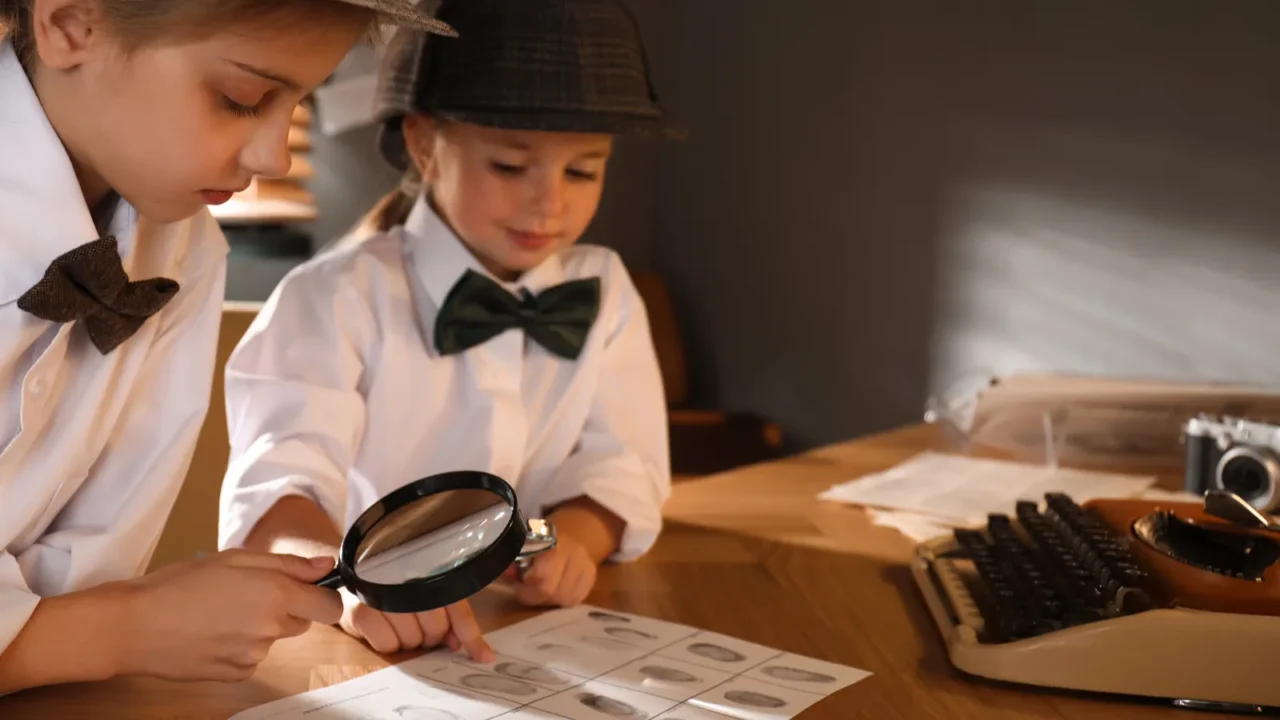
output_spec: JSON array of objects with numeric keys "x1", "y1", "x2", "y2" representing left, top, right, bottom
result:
[{"x1": 0, "y1": 424, "x2": 1233, "y2": 719}]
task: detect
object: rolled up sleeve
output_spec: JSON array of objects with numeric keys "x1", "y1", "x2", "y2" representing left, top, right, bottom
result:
[
  {"x1": 218, "y1": 263, "x2": 373, "y2": 550},
  {"x1": 0, "y1": 554, "x2": 40, "y2": 666},
  {"x1": 538, "y1": 262, "x2": 671, "y2": 561}
]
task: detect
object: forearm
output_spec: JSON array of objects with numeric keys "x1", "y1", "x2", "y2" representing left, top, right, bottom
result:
[
  {"x1": 547, "y1": 497, "x2": 626, "y2": 565},
  {"x1": 0, "y1": 585, "x2": 131, "y2": 694},
  {"x1": 241, "y1": 496, "x2": 344, "y2": 559}
]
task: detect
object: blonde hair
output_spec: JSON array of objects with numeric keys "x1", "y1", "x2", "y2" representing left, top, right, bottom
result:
[{"x1": 0, "y1": 0, "x2": 380, "y2": 63}]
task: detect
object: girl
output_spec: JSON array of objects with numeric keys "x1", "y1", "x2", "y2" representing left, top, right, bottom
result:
[
  {"x1": 0, "y1": 0, "x2": 452, "y2": 693},
  {"x1": 218, "y1": 0, "x2": 676, "y2": 661}
]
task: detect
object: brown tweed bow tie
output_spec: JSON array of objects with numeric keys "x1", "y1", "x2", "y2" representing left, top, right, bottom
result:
[{"x1": 17, "y1": 237, "x2": 180, "y2": 354}]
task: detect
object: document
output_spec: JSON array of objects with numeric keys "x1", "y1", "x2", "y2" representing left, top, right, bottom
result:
[
  {"x1": 230, "y1": 605, "x2": 872, "y2": 720},
  {"x1": 819, "y1": 451, "x2": 1163, "y2": 540}
]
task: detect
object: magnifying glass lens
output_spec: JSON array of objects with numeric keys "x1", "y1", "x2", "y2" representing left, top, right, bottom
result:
[{"x1": 354, "y1": 489, "x2": 512, "y2": 584}]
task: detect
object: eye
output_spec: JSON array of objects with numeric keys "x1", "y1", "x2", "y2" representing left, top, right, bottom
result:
[
  {"x1": 221, "y1": 94, "x2": 264, "y2": 118},
  {"x1": 567, "y1": 167, "x2": 600, "y2": 182},
  {"x1": 489, "y1": 161, "x2": 525, "y2": 176}
]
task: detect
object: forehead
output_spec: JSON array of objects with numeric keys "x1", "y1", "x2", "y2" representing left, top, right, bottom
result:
[
  {"x1": 136, "y1": 13, "x2": 368, "y2": 89},
  {"x1": 452, "y1": 123, "x2": 614, "y2": 156}
]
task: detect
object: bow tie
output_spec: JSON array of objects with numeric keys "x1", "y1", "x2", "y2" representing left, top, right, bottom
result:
[
  {"x1": 17, "y1": 236, "x2": 180, "y2": 354},
  {"x1": 434, "y1": 269, "x2": 600, "y2": 359}
]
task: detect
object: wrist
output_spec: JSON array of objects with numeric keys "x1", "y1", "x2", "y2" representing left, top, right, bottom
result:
[
  {"x1": 94, "y1": 579, "x2": 145, "y2": 679},
  {"x1": 0, "y1": 581, "x2": 135, "y2": 693}
]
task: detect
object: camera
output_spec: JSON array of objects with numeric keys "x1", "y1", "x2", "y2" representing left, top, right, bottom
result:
[{"x1": 1183, "y1": 414, "x2": 1280, "y2": 513}]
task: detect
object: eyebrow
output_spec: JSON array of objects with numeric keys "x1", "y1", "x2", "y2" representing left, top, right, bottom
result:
[
  {"x1": 225, "y1": 59, "x2": 302, "y2": 91},
  {"x1": 498, "y1": 140, "x2": 612, "y2": 160}
]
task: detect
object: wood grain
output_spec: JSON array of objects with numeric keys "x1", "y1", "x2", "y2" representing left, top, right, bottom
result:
[{"x1": 0, "y1": 424, "x2": 1237, "y2": 718}]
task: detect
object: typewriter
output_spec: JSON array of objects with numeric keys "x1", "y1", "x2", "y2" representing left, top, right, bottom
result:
[{"x1": 911, "y1": 490, "x2": 1280, "y2": 711}]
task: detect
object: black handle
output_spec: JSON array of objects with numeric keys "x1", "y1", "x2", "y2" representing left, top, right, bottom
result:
[{"x1": 315, "y1": 567, "x2": 345, "y2": 589}]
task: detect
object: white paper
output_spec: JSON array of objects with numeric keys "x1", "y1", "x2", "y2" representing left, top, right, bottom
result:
[
  {"x1": 818, "y1": 451, "x2": 1156, "y2": 527},
  {"x1": 231, "y1": 605, "x2": 871, "y2": 720},
  {"x1": 836, "y1": 454, "x2": 1199, "y2": 543}
]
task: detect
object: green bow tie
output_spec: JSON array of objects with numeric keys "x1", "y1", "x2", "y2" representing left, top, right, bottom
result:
[{"x1": 434, "y1": 269, "x2": 601, "y2": 359}]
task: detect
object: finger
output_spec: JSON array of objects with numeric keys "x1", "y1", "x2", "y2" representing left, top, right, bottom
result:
[
  {"x1": 384, "y1": 609, "x2": 425, "y2": 649},
  {"x1": 223, "y1": 549, "x2": 336, "y2": 583},
  {"x1": 416, "y1": 609, "x2": 450, "y2": 648},
  {"x1": 351, "y1": 605, "x2": 401, "y2": 654},
  {"x1": 278, "y1": 614, "x2": 312, "y2": 639},
  {"x1": 514, "y1": 579, "x2": 553, "y2": 607},
  {"x1": 213, "y1": 661, "x2": 259, "y2": 683},
  {"x1": 274, "y1": 579, "x2": 344, "y2": 625},
  {"x1": 445, "y1": 602, "x2": 494, "y2": 662},
  {"x1": 444, "y1": 629, "x2": 460, "y2": 653},
  {"x1": 523, "y1": 551, "x2": 567, "y2": 595},
  {"x1": 567, "y1": 563, "x2": 596, "y2": 606}
]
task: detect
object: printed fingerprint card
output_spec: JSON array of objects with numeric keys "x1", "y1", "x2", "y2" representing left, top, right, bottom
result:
[{"x1": 229, "y1": 605, "x2": 872, "y2": 720}]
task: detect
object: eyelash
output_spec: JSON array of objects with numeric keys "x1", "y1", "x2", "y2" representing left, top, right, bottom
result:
[
  {"x1": 489, "y1": 161, "x2": 599, "y2": 182},
  {"x1": 221, "y1": 95, "x2": 263, "y2": 118}
]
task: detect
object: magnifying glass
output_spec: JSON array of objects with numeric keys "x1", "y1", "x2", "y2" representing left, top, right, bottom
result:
[{"x1": 314, "y1": 470, "x2": 557, "y2": 613}]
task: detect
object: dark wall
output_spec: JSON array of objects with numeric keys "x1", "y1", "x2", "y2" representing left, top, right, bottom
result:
[{"x1": 243, "y1": 0, "x2": 1280, "y2": 452}]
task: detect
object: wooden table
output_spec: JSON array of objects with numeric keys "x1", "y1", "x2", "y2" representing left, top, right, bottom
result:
[{"x1": 0, "y1": 423, "x2": 1235, "y2": 719}]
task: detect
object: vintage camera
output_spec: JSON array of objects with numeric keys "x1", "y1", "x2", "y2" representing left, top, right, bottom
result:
[{"x1": 1183, "y1": 414, "x2": 1280, "y2": 513}]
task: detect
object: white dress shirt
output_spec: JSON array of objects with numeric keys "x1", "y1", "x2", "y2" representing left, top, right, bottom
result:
[
  {"x1": 219, "y1": 195, "x2": 671, "y2": 562},
  {"x1": 0, "y1": 42, "x2": 229, "y2": 656}
]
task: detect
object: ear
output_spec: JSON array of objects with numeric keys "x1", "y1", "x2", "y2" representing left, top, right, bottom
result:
[
  {"x1": 402, "y1": 114, "x2": 442, "y2": 185},
  {"x1": 29, "y1": 0, "x2": 103, "y2": 70}
]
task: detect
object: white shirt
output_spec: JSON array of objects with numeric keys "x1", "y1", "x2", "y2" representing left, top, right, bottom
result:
[
  {"x1": 218, "y1": 195, "x2": 671, "y2": 562},
  {"x1": 0, "y1": 42, "x2": 229, "y2": 656}
]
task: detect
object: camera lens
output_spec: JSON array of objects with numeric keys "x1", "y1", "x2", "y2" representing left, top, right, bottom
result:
[
  {"x1": 1216, "y1": 446, "x2": 1280, "y2": 512},
  {"x1": 1221, "y1": 456, "x2": 1269, "y2": 499}
]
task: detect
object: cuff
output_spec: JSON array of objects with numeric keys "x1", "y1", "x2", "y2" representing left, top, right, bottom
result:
[
  {"x1": 540, "y1": 452, "x2": 669, "y2": 563},
  {"x1": 0, "y1": 555, "x2": 42, "y2": 661},
  {"x1": 218, "y1": 475, "x2": 345, "y2": 551}
]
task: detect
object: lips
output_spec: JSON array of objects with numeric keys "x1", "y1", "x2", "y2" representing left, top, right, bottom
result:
[{"x1": 507, "y1": 229, "x2": 558, "y2": 251}]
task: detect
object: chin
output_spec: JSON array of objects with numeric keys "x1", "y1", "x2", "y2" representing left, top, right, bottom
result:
[{"x1": 132, "y1": 196, "x2": 206, "y2": 225}]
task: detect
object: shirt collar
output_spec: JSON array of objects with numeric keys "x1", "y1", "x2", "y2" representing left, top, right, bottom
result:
[
  {"x1": 0, "y1": 40, "x2": 137, "y2": 306},
  {"x1": 402, "y1": 192, "x2": 567, "y2": 310}
]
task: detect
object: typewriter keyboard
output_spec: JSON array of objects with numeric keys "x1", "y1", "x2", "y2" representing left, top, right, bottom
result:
[{"x1": 952, "y1": 492, "x2": 1153, "y2": 643}]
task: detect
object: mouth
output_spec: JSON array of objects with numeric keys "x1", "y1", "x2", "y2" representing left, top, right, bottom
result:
[
  {"x1": 200, "y1": 185, "x2": 250, "y2": 206},
  {"x1": 506, "y1": 229, "x2": 559, "y2": 251}
]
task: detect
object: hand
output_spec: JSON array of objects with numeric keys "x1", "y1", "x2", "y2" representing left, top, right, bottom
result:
[
  {"x1": 116, "y1": 549, "x2": 343, "y2": 682},
  {"x1": 338, "y1": 590, "x2": 494, "y2": 661},
  {"x1": 504, "y1": 536, "x2": 597, "y2": 607}
]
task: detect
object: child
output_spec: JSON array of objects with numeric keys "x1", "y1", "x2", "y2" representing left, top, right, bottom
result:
[
  {"x1": 0, "y1": 0, "x2": 453, "y2": 693},
  {"x1": 218, "y1": 0, "x2": 675, "y2": 661}
]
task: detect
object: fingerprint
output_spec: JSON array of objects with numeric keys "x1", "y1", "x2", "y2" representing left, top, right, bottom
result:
[
  {"x1": 762, "y1": 665, "x2": 837, "y2": 683},
  {"x1": 687, "y1": 642, "x2": 746, "y2": 662},
  {"x1": 725, "y1": 690, "x2": 787, "y2": 708}
]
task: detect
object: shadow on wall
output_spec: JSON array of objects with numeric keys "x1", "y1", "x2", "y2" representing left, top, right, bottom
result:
[
  {"x1": 638, "y1": 0, "x2": 1280, "y2": 450},
  {"x1": 926, "y1": 0, "x2": 1280, "y2": 395}
]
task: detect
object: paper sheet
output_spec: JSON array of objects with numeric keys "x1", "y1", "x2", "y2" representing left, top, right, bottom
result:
[
  {"x1": 819, "y1": 451, "x2": 1172, "y2": 542},
  {"x1": 230, "y1": 605, "x2": 871, "y2": 720}
]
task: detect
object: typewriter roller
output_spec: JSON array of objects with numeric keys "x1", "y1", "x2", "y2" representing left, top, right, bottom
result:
[{"x1": 911, "y1": 491, "x2": 1280, "y2": 709}]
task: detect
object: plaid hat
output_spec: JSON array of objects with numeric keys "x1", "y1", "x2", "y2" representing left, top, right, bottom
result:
[
  {"x1": 374, "y1": 0, "x2": 679, "y2": 172},
  {"x1": 343, "y1": 0, "x2": 456, "y2": 36}
]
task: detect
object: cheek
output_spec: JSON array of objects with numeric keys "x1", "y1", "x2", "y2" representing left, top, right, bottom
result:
[
  {"x1": 102, "y1": 62, "x2": 241, "y2": 182},
  {"x1": 566, "y1": 185, "x2": 605, "y2": 234}
]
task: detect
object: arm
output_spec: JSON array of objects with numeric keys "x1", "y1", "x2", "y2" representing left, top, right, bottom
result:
[
  {"x1": 0, "y1": 248, "x2": 226, "y2": 693},
  {"x1": 539, "y1": 257, "x2": 672, "y2": 563},
  {"x1": 217, "y1": 261, "x2": 373, "y2": 555}
]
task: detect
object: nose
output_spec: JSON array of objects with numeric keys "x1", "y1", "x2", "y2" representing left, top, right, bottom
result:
[
  {"x1": 238, "y1": 120, "x2": 293, "y2": 180},
  {"x1": 528, "y1": 170, "x2": 565, "y2": 218}
]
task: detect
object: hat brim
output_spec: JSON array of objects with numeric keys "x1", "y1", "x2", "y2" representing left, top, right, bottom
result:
[
  {"x1": 378, "y1": 109, "x2": 687, "y2": 172},
  {"x1": 432, "y1": 109, "x2": 688, "y2": 140},
  {"x1": 343, "y1": 0, "x2": 458, "y2": 36}
]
